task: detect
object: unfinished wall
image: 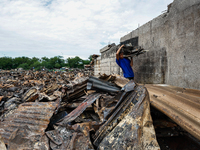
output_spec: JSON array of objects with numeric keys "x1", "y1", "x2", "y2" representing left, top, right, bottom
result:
[
  {"x1": 100, "y1": 45, "x2": 121, "y2": 76},
  {"x1": 120, "y1": 0, "x2": 200, "y2": 89},
  {"x1": 94, "y1": 57, "x2": 101, "y2": 76}
]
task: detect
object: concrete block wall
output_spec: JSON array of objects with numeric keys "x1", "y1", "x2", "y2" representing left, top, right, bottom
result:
[
  {"x1": 96, "y1": 0, "x2": 200, "y2": 89},
  {"x1": 100, "y1": 46, "x2": 121, "y2": 75},
  {"x1": 94, "y1": 57, "x2": 101, "y2": 76},
  {"x1": 131, "y1": 48, "x2": 167, "y2": 84},
  {"x1": 120, "y1": 0, "x2": 200, "y2": 89}
]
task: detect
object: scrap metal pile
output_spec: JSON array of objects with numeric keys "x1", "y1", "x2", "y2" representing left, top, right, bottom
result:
[
  {"x1": 121, "y1": 44, "x2": 149, "y2": 57},
  {"x1": 0, "y1": 70, "x2": 160, "y2": 150}
]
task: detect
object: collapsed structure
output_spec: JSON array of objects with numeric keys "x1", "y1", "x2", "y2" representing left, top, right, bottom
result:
[
  {"x1": 91, "y1": 0, "x2": 200, "y2": 149},
  {"x1": 0, "y1": 0, "x2": 200, "y2": 149},
  {"x1": 0, "y1": 70, "x2": 161, "y2": 149}
]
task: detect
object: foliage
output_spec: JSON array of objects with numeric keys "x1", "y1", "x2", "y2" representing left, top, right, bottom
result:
[
  {"x1": 49, "y1": 56, "x2": 65, "y2": 69},
  {"x1": 0, "y1": 55, "x2": 91, "y2": 70},
  {"x1": 0, "y1": 57, "x2": 13, "y2": 70},
  {"x1": 55, "y1": 63, "x2": 61, "y2": 68},
  {"x1": 88, "y1": 55, "x2": 92, "y2": 61},
  {"x1": 67, "y1": 56, "x2": 84, "y2": 68},
  {"x1": 31, "y1": 61, "x2": 41, "y2": 71},
  {"x1": 18, "y1": 63, "x2": 30, "y2": 70}
]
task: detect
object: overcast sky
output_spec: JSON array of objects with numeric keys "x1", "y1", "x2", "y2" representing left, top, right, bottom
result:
[{"x1": 0, "y1": 0, "x2": 173, "y2": 60}]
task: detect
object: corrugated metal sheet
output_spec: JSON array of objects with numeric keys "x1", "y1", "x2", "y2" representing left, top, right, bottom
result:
[
  {"x1": 87, "y1": 76, "x2": 120, "y2": 93},
  {"x1": 57, "y1": 93, "x2": 101, "y2": 126},
  {"x1": 0, "y1": 102, "x2": 57, "y2": 144},
  {"x1": 96, "y1": 85, "x2": 160, "y2": 150},
  {"x1": 0, "y1": 135, "x2": 6, "y2": 150},
  {"x1": 146, "y1": 84, "x2": 200, "y2": 141}
]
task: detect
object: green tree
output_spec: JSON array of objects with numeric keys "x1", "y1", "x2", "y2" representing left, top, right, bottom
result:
[
  {"x1": 82, "y1": 59, "x2": 90, "y2": 65},
  {"x1": 0, "y1": 55, "x2": 92, "y2": 70},
  {"x1": 30, "y1": 61, "x2": 41, "y2": 71},
  {"x1": 13, "y1": 56, "x2": 30, "y2": 68},
  {"x1": 41, "y1": 57, "x2": 49, "y2": 62},
  {"x1": 88, "y1": 55, "x2": 92, "y2": 62},
  {"x1": 0, "y1": 57, "x2": 13, "y2": 70},
  {"x1": 41, "y1": 57, "x2": 51, "y2": 69},
  {"x1": 82, "y1": 55, "x2": 92, "y2": 66},
  {"x1": 55, "y1": 63, "x2": 61, "y2": 68},
  {"x1": 67, "y1": 56, "x2": 83, "y2": 68},
  {"x1": 49, "y1": 56, "x2": 65, "y2": 69},
  {"x1": 28, "y1": 57, "x2": 40, "y2": 66},
  {"x1": 18, "y1": 63, "x2": 29, "y2": 70}
]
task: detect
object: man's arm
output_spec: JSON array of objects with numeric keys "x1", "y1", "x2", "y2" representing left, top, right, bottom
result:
[
  {"x1": 116, "y1": 45, "x2": 124, "y2": 60},
  {"x1": 130, "y1": 57, "x2": 133, "y2": 67}
]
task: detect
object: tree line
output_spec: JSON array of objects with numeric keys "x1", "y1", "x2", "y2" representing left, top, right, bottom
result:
[{"x1": 0, "y1": 55, "x2": 92, "y2": 71}]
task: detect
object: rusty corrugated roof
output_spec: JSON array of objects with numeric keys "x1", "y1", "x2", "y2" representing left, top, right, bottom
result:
[
  {"x1": 146, "y1": 84, "x2": 200, "y2": 141},
  {"x1": 57, "y1": 93, "x2": 101, "y2": 126},
  {"x1": 0, "y1": 102, "x2": 57, "y2": 144}
]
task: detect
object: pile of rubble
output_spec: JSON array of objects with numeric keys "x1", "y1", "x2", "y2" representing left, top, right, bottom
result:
[{"x1": 0, "y1": 70, "x2": 160, "y2": 150}]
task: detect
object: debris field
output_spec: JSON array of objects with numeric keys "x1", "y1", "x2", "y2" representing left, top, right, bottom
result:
[{"x1": 0, "y1": 70, "x2": 160, "y2": 150}]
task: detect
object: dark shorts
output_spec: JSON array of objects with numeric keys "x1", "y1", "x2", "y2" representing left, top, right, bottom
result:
[{"x1": 127, "y1": 77, "x2": 134, "y2": 80}]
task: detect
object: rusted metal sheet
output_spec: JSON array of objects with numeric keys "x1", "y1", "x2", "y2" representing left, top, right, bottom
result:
[
  {"x1": 93, "y1": 90, "x2": 137, "y2": 146},
  {"x1": 0, "y1": 101, "x2": 58, "y2": 144},
  {"x1": 145, "y1": 84, "x2": 200, "y2": 141},
  {"x1": 0, "y1": 135, "x2": 6, "y2": 150},
  {"x1": 0, "y1": 70, "x2": 162, "y2": 149},
  {"x1": 67, "y1": 83, "x2": 87, "y2": 100},
  {"x1": 97, "y1": 85, "x2": 160, "y2": 150},
  {"x1": 122, "y1": 80, "x2": 136, "y2": 92},
  {"x1": 72, "y1": 121, "x2": 101, "y2": 137},
  {"x1": 0, "y1": 96, "x2": 4, "y2": 102},
  {"x1": 22, "y1": 86, "x2": 39, "y2": 102},
  {"x1": 46, "y1": 125, "x2": 95, "y2": 150},
  {"x1": 7, "y1": 125, "x2": 49, "y2": 150},
  {"x1": 57, "y1": 93, "x2": 101, "y2": 126},
  {"x1": 49, "y1": 111, "x2": 68, "y2": 126},
  {"x1": 63, "y1": 76, "x2": 89, "y2": 101},
  {"x1": 94, "y1": 80, "x2": 136, "y2": 123},
  {"x1": 0, "y1": 97, "x2": 22, "y2": 121},
  {"x1": 42, "y1": 83, "x2": 61, "y2": 95}
]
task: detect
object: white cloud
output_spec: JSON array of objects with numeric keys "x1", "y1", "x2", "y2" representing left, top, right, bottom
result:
[{"x1": 0, "y1": 0, "x2": 174, "y2": 59}]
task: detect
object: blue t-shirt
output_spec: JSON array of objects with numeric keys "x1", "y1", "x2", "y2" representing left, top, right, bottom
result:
[{"x1": 116, "y1": 58, "x2": 134, "y2": 78}]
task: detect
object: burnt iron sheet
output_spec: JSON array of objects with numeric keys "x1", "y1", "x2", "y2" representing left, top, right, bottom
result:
[
  {"x1": 0, "y1": 135, "x2": 6, "y2": 150},
  {"x1": 57, "y1": 93, "x2": 101, "y2": 126},
  {"x1": 145, "y1": 84, "x2": 200, "y2": 141},
  {"x1": 63, "y1": 76, "x2": 89, "y2": 101},
  {"x1": 93, "y1": 80, "x2": 136, "y2": 145},
  {"x1": 46, "y1": 125, "x2": 95, "y2": 150},
  {"x1": 7, "y1": 125, "x2": 50, "y2": 150},
  {"x1": 46, "y1": 122, "x2": 101, "y2": 150},
  {"x1": 87, "y1": 76, "x2": 120, "y2": 93},
  {"x1": 99, "y1": 74, "x2": 129, "y2": 88},
  {"x1": 0, "y1": 101, "x2": 58, "y2": 144},
  {"x1": 94, "y1": 85, "x2": 160, "y2": 150}
]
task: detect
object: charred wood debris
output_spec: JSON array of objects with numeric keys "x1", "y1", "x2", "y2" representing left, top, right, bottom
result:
[{"x1": 0, "y1": 70, "x2": 160, "y2": 150}]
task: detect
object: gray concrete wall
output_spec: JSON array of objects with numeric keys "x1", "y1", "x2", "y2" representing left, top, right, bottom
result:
[
  {"x1": 119, "y1": 0, "x2": 200, "y2": 89},
  {"x1": 99, "y1": 45, "x2": 122, "y2": 76},
  {"x1": 94, "y1": 57, "x2": 101, "y2": 76}
]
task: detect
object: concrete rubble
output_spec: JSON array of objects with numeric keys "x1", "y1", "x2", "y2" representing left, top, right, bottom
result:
[{"x1": 0, "y1": 70, "x2": 160, "y2": 150}]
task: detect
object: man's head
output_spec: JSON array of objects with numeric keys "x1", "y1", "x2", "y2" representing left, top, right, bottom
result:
[{"x1": 119, "y1": 52, "x2": 124, "y2": 59}]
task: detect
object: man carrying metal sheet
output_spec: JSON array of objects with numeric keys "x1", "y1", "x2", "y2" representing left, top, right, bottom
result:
[{"x1": 116, "y1": 45, "x2": 134, "y2": 80}]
